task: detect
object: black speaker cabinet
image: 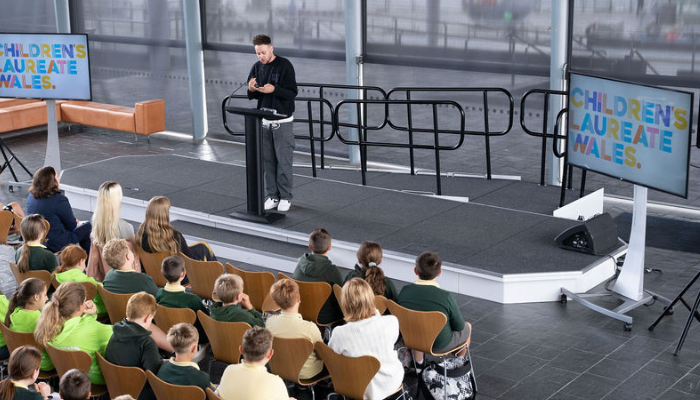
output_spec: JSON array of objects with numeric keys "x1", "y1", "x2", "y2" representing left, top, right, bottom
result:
[{"x1": 555, "y1": 212, "x2": 620, "y2": 255}]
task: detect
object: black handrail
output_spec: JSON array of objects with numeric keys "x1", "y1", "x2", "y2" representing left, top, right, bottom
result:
[
  {"x1": 519, "y1": 88, "x2": 568, "y2": 186},
  {"x1": 221, "y1": 95, "x2": 335, "y2": 177},
  {"x1": 297, "y1": 83, "x2": 389, "y2": 169},
  {"x1": 333, "y1": 99, "x2": 466, "y2": 195},
  {"x1": 386, "y1": 87, "x2": 514, "y2": 179}
]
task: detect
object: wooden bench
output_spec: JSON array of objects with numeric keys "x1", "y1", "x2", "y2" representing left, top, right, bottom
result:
[{"x1": 0, "y1": 100, "x2": 63, "y2": 134}]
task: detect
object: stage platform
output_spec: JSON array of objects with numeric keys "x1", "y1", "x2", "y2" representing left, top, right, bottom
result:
[{"x1": 60, "y1": 154, "x2": 625, "y2": 304}]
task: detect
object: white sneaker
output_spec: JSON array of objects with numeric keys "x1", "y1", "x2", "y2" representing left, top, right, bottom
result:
[
  {"x1": 264, "y1": 198, "x2": 279, "y2": 210},
  {"x1": 277, "y1": 199, "x2": 291, "y2": 212}
]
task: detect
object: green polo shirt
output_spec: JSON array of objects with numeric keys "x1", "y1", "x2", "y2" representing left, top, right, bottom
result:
[
  {"x1": 156, "y1": 284, "x2": 207, "y2": 313},
  {"x1": 103, "y1": 269, "x2": 159, "y2": 296},
  {"x1": 49, "y1": 314, "x2": 113, "y2": 384},
  {"x1": 156, "y1": 358, "x2": 213, "y2": 393},
  {"x1": 0, "y1": 294, "x2": 7, "y2": 348},
  {"x1": 55, "y1": 268, "x2": 107, "y2": 316},
  {"x1": 8, "y1": 307, "x2": 54, "y2": 371},
  {"x1": 14, "y1": 244, "x2": 58, "y2": 273},
  {"x1": 210, "y1": 302, "x2": 264, "y2": 327}
]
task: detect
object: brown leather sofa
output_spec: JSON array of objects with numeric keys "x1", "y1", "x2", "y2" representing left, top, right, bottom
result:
[{"x1": 0, "y1": 99, "x2": 165, "y2": 136}]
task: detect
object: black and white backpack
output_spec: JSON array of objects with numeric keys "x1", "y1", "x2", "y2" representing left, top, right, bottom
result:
[{"x1": 418, "y1": 357, "x2": 475, "y2": 400}]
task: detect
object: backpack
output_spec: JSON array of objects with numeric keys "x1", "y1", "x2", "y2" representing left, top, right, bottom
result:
[{"x1": 418, "y1": 357, "x2": 475, "y2": 400}]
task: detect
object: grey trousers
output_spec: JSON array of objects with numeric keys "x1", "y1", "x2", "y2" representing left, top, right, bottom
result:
[{"x1": 262, "y1": 122, "x2": 295, "y2": 200}]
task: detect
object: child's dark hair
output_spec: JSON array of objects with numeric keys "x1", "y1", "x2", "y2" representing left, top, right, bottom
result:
[
  {"x1": 161, "y1": 255, "x2": 185, "y2": 283},
  {"x1": 5, "y1": 277, "x2": 46, "y2": 326},
  {"x1": 59, "y1": 368, "x2": 91, "y2": 400},
  {"x1": 0, "y1": 346, "x2": 42, "y2": 400},
  {"x1": 415, "y1": 251, "x2": 442, "y2": 280},
  {"x1": 17, "y1": 214, "x2": 47, "y2": 273},
  {"x1": 309, "y1": 228, "x2": 331, "y2": 254},
  {"x1": 241, "y1": 326, "x2": 273, "y2": 362},
  {"x1": 357, "y1": 241, "x2": 386, "y2": 296}
]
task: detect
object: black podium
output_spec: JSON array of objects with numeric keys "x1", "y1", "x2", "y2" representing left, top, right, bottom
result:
[{"x1": 225, "y1": 106, "x2": 287, "y2": 224}]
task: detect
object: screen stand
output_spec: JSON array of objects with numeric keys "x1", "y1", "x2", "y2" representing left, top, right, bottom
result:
[
  {"x1": 561, "y1": 185, "x2": 671, "y2": 331},
  {"x1": 45, "y1": 99, "x2": 62, "y2": 174}
]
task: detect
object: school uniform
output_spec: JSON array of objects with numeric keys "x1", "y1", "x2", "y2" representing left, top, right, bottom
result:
[{"x1": 103, "y1": 269, "x2": 159, "y2": 296}]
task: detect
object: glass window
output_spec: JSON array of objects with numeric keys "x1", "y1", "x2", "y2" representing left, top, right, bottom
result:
[
  {"x1": 80, "y1": 0, "x2": 184, "y2": 41},
  {"x1": 0, "y1": 0, "x2": 57, "y2": 33}
]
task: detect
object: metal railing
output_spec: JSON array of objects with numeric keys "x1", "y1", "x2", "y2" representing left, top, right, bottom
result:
[
  {"x1": 387, "y1": 87, "x2": 514, "y2": 179},
  {"x1": 333, "y1": 99, "x2": 465, "y2": 195}
]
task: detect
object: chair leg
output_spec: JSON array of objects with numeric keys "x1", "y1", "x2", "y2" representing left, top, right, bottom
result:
[
  {"x1": 310, "y1": 385, "x2": 316, "y2": 400},
  {"x1": 442, "y1": 357, "x2": 448, "y2": 400},
  {"x1": 467, "y1": 346, "x2": 478, "y2": 394}
]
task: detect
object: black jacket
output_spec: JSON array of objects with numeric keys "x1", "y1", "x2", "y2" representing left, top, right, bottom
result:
[{"x1": 247, "y1": 55, "x2": 298, "y2": 117}]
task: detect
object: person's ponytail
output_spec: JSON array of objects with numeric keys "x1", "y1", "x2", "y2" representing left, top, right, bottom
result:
[
  {"x1": 16, "y1": 242, "x2": 31, "y2": 273},
  {"x1": 0, "y1": 378, "x2": 15, "y2": 400},
  {"x1": 365, "y1": 264, "x2": 387, "y2": 296},
  {"x1": 34, "y1": 281, "x2": 85, "y2": 346}
]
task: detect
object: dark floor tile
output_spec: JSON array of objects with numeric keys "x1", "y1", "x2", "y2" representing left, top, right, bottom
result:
[
  {"x1": 558, "y1": 373, "x2": 619, "y2": 400},
  {"x1": 471, "y1": 339, "x2": 525, "y2": 362},
  {"x1": 571, "y1": 331, "x2": 630, "y2": 355},
  {"x1": 607, "y1": 337, "x2": 670, "y2": 366},
  {"x1": 547, "y1": 349, "x2": 605, "y2": 374},
  {"x1": 518, "y1": 344, "x2": 568, "y2": 361},
  {"x1": 644, "y1": 359, "x2": 693, "y2": 380},
  {"x1": 673, "y1": 374, "x2": 700, "y2": 395},
  {"x1": 601, "y1": 369, "x2": 678, "y2": 400},
  {"x1": 587, "y1": 358, "x2": 641, "y2": 381},
  {"x1": 500, "y1": 376, "x2": 568, "y2": 400},
  {"x1": 657, "y1": 389, "x2": 700, "y2": 400},
  {"x1": 471, "y1": 355, "x2": 499, "y2": 377},
  {"x1": 474, "y1": 372, "x2": 518, "y2": 399},
  {"x1": 527, "y1": 365, "x2": 580, "y2": 386},
  {"x1": 483, "y1": 353, "x2": 548, "y2": 382}
]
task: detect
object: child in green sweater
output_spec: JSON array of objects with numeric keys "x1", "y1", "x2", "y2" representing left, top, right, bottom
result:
[
  {"x1": 55, "y1": 244, "x2": 107, "y2": 316},
  {"x1": 14, "y1": 214, "x2": 57, "y2": 274},
  {"x1": 156, "y1": 255, "x2": 207, "y2": 314},
  {"x1": 5, "y1": 278, "x2": 53, "y2": 371},
  {"x1": 0, "y1": 291, "x2": 8, "y2": 361},
  {"x1": 210, "y1": 274, "x2": 264, "y2": 327},
  {"x1": 156, "y1": 323, "x2": 214, "y2": 393},
  {"x1": 34, "y1": 281, "x2": 113, "y2": 385},
  {"x1": 0, "y1": 346, "x2": 51, "y2": 400}
]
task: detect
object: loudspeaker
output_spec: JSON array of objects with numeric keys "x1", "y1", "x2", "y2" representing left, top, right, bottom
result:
[{"x1": 555, "y1": 212, "x2": 620, "y2": 255}]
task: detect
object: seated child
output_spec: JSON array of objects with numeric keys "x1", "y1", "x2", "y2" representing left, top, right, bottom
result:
[
  {"x1": 55, "y1": 244, "x2": 107, "y2": 316},
  {"x1": 59, "y1": 369, "x2": 91, "y2": 400},
  {"x1": 0, "y1": 346, "x2": 51, "y2": 400},
  {"x1": 15, "y1": 214, "x2": 57, "y2": 274},
  {"x1": 156, "y1": 323, "x2": 213, "y2": 393},
  {"x1": 210, "y1": 275, "x2": 264, "y2": 327},
  {"x1": 344, "y1": 241, "x2": 398, "y2": 300},
  {"x1": 396, "y1": 251, "x2": 469, "y2": 366},
  {"x1": 34, "y1": 281, "x2": 113, "y2": 384},
  {"x1": 5, "y1": 278, "x2": 53, "y2": 371},
  {"x1": 265, "y1": 279, "x2": 323, "y2": 379},
  {"x1": 102, "y1": 238, "x2": 158, "y2": 296},
  {"x1": 217, "y1": 327, "x2": 292, "y2": 400},
  {"x1": 156, "y1": 255, "x2": 207, "y2": 314},
  {"x1": 293, "y1": 228, "x2": 343, "y2": 324},
  {"x1": 0, "y1": 290, "x2": 7, "y2": 361},
  {"x1": 105, "y1": 292, "x2": 163, "y2": 400}
]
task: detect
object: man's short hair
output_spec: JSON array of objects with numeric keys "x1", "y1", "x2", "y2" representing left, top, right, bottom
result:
[
  {"x1": 213, "y1": 274, "x2": 243, "y2": 304},
  {"x1": 167, "y1": 323, "x2": 199, "y2": 354},
  {"x1": 252, "y1": 34, "x2": 272, "y2": 46},
  {"x1": 241, "y1": 326, "x2": 273, "y2": 362},
  {"x1": 161, "y1": 255, "x2": 185, "y2": 283},
  {"x1": 113, "y1": 396, "x2": 136, "y2": 400},
  {"x1": 415, "y1": 251, "x2": 442, "y2": 280},
  {"x1": 59, "y1": 368, "x2": 91, "y2": 400},
  {"x1": 270, "y1": 279, "x2": 299, "y2": 310},
  {"x1": 126, "y1": 291, "x2": 157, "y2": 320},
  {"x1": 309, "y1": 228, "x2": 331, "y2": 254},
  {"x1": 102, "y1": 238, "x2": 129, "y2": 270}
]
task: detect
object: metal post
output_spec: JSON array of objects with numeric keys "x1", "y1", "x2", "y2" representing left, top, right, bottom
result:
[
  {"x1": 344, "y1": 0, "x2": 362, "y2": 165},
  {"x1": 48, "y1": 0, "x2": 71, "y2": 174},
  {"x1": 182, "y1": 0, "x2": 208, "y2": 140},
  {"x1": 548, "y1": 0, "x2": 569, "y2": 186}
]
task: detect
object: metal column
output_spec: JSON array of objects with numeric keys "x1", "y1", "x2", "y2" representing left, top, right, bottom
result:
[
  {"x1": 344, "y1": 0, "x2": 363, "y2": 165},
  {"x1": 183, "y1": 0, "x2": 208, "y2": 141}
]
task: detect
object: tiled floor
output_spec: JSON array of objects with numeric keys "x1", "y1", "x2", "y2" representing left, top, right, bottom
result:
[{"x1": 2, "y1": 124, "x2": 700, "y2": 400}]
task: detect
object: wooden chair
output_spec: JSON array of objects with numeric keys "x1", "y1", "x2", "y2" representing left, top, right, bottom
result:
[
  {"x1": 52, "y1": 276, "x2": 98, "y2": 302},
  {"x1": 314, "y1": 342, "x2": 382, "y2": 400},
  {"x1": 0, "y1": 210, "x2": 15, "y2": 245},
  {"x1": 197, "y1": 310, "x2": 248, "y2": 366},
  {"x1": 155, "y1": 304, "x2": 196, "y2": 334},
  {"x1": 225, "y1": 263, "x2": 275, "y2": 311},
  {"x1": 269, "y1": 337, "x2": 329, "y2": 400},
  {"x1": 44, "y1": 346, "x2": 108, "y2": 397},
  {"x1": 97, "y1": 285, "x2": 134, "y2": 324},
  {"x1": 146, "y1": 370, "x2": 205, "y2": 400},
  {"x1": 180, "y1": 253, "x2": 224, "y2": 300},
  {"x1": 0, "y1": 321, "x2": 56, "y2": 380},
  {"x1": 9, "y1": 262, "x2": 52, "y2": 288},
  {"x1": 277, "y1": 273, "x2": 335, "y2": 325},
  {"x1": 333, "y1": 283, "x2": 343, "y2": 309},
  {"x1": 386, "y1": 300, "x2": 476, "y2": 399},
  {"x1": 206, "y1": 388, "x2": 225, "y2": 400},
  {"x1": 95, "y1": 352, "x2": 147, "y2": 399},
  {"x1": 375, "y1": 295, "x2": 388, "y2": 315},
  {"x1": 136, "y1": 247, "x2": 170, "y2": 287}
]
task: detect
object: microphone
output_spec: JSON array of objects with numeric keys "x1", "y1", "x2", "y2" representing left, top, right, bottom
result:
[{"x1": 225, "y1": 81, "x2": 248, "y2": 107}]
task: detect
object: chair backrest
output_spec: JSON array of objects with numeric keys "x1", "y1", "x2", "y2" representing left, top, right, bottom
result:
[
  {"x1": 225, "y1": 263, "x2": 275, "y2": 311},
  {"x1": 333, "y1": 283, "x2": 343, "y2": 310},
  {"x1": 314, "y1": 342, "x2": 380, "y2": 400},
  {"x1": 385, "y1": 300, "x2": 447, "y2": 354},
  {"x1": 268, "y1": 337, "x2": 315, "y2": 384},
  {"x1": 0, "y1": 320, "x2": 44, "y2": 353},
  {"x1": 277, "y1": 273, "x2": 332, "y2": 324},
  {"x1": 0, "y1": 210, "x2": 15, "y2": 245},
  {"x1": 206, "y1": 388, "x2": 225, "y2": 400},
  {"x1": 196, "y1": 310, "x2": 249, "y2": 365},
  {"x1": 51, "y1": 273, "x2": 60, "y2": 289},
  {"x1": 180, "y1": 253, "x2": 224, "y2": 300},
  {"x1": 51, "y1": 277, "x2": 97, "y2": 301},
  {"x1": 146, "y1": 370, "x2": 205, "y2": 400},
  {"x1": 155, "y1": 304, "x2": 196, "y2": 334},
  {"x1": 95, "y1": 352, "x2": 147, "y2": 399},
  {"x1": 375, "y1": 295, "x2": 388, "y2": 315},
  {"x1": 44, "y1": 346, "x2": 93, "y2": 377},
  {"x1": 136, "y1": 247, "x2": 170, "y2": 287},
  {"x1": 96, "y1": 285, "x2": 134, "y2": 324},
  {"x1": 9, "y1": 262, "x2": 53, "y2": 288}
]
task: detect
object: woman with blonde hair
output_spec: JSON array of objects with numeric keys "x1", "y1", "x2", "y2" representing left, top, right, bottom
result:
[
  {"x1": 87, "y1": 181, "x2": 140, "y2": 280},
  {"x1": 344, "y1": 241, "x2": 398, "y2": 300},
  {"x1": 328, "y1": 278, "x2": 404, "y2": 400},
  {"x1": 15, "y1": 214, "x2": 57, "y2": 273},
  {"x1": 34, "y1": 281, "x2": 113, "y2": 385},
  {"x1": 136, "y1": 196, "x2": 216, "y2": 261}
]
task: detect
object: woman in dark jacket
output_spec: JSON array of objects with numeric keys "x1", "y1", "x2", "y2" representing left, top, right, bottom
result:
[{"x1": 26, "y1": 166, "x2": 91, "y2": 253}]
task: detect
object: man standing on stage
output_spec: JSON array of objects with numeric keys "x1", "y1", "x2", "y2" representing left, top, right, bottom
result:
[{"x1": 247, "y1": 34, "x2": 298, "y2": 212}]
